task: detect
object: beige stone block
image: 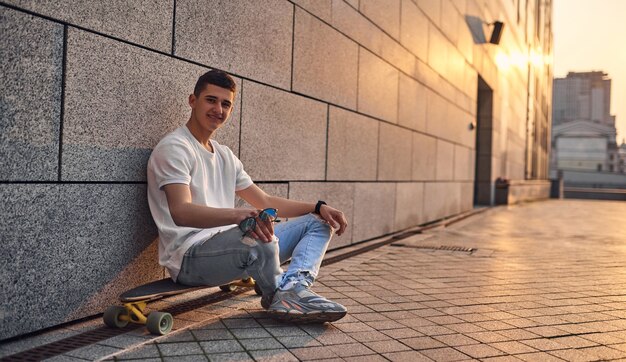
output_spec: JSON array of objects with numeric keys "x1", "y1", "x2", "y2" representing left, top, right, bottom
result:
[
  {"x1": 394, "y1": 182, "x2": 424, "y2": 230},
  {"x1": 327, "y1": 107, "x2": 379, "y2": 181},
  {"x1": 293, "y1": 0, "x2": 332, "y2": 22},
  {"x1": 425, "y1": 90, "x2": 448, "y2": 139},
  {"x1": 454, "y1": 144, "x2": 472, "y2": 181},
  {"x1": 4, "y1": 0, "x2": 173, "y2": 52},
  {"x1": 175, "y1": 0, "x2": 293, "y2": 89},
  {"x1": 460, "y1": 181, "x2": 473, "y2": 212},
  {"x1": 440, "y1": 0, "x2": 460, "y2": 44},
  {"x1": 436, "y1": 139, "x2": 454, "y2": 180},
  {"x1": 378, "y1": 123, "x2": 413, "y2": 181},
  {"x1": 62, "y1": 29, "x2": 235, "y2": 181},
  {"x1": 400, "y1": 0, "x2": 429, "y2": 61},
  {"x1": 240, "y1": 81, "x2": 326, "y2": 181},
  {"x1": 417, "y1": 0, "x2": 441, "y2": 26},
  {"x1": 288, "y1": 182, "x2": 355, "y2": 248},
  {"x1": 293, "y1": 8, "x2": 358, "y2": 109},
  {"x1": 358, "y1": 49, "x2": 399, "y2": 123},
  {"x1": 427, "y1": 27, "x2": 449, "y2": 79},
  {"x1": 412, "y1": 132, "x2": 437, "y2": 180},
  {"x1": 353, "y1": 183, "x2": 396, "y2": 241},
  {"x1": 379, "y1": 32, "x2": 418, "y2": 77},
  {"x1": 331, "y1": 0, "x2": 383, "y2": 54},
  {"x1": 423, "y1": 182, "x2": 458, "y2": 222},
  {"x1": 359, "y1": 0, "x2": 401, "y2": 40},
  {"x1": 398, "y1": 73, "x2": 427, "y2": 132}
]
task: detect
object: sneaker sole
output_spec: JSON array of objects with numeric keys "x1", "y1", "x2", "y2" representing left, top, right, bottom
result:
[{"x1": 267, "y1": 309, "x2": 347, "y2": 323}]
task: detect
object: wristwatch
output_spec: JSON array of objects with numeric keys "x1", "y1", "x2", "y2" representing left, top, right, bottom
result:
[{"x1": 314, "y1": 200, "x2": 327, "y2": 214}]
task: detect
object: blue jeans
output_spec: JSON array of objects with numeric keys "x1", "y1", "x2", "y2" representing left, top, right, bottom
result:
[{"x1": 177, "y1": 213, "x2": 333, "y2": 295}]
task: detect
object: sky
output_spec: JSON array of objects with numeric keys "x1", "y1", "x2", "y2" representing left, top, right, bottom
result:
[{"x1": 553, "y1": 0, "x2": 626, "y2": 143}]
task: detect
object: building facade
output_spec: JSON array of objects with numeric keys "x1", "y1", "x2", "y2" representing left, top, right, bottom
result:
[
  {"x1": 551, "y1": 71, "x2": 619, "y2": 174},
  {"x1": 1, "y1": 0, "x2": 554, "y2": 339}
]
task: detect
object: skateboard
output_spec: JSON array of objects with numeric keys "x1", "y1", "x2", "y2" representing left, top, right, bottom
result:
[{"x1": 103, "y1": 277, "x2": 261, "y2": 335}]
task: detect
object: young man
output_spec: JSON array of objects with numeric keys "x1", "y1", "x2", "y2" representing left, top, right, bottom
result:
[{"x1": 147, "y1": 70, "x2": 348, "y2": 322}]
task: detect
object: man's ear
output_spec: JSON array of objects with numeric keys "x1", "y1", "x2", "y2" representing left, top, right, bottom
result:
[{"x1": 188, "y1": 94, "x2": 195, "y2": 108}]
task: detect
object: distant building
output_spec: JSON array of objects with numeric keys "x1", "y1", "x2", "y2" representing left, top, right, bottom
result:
[
  {"x1": 619, "y1": 140, "x2": 626, "y2": 173},
  {"x1": 551, "y1": 71, "x2": 619, "y2": 175}
]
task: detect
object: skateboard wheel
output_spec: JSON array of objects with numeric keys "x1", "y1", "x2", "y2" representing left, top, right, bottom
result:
[
  {"x1": 219, "y1": 284, "x2": 237, "y2": 292},
  {"x1": 146, "y1": 312, "x2": 173, "y2": 335},
  {"x1": 254, "y1": 283, "x2": 262, "y2": 296},
  {"x1": 103, "y1": 306, "x2": 129, "y2": 328}
]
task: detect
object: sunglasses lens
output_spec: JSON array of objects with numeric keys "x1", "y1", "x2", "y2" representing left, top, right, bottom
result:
[{"x1": 260, "y1": 208, "x2": 278, "y2": 221}]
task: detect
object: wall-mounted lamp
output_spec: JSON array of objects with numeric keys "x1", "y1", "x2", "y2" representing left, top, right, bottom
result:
[{"x1": 489, "y1": 21, "x2": 505, "y2": 45}]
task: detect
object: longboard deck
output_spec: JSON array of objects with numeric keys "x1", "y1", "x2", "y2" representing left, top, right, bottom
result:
[{"x1": 120, "y1": 278, "x2": 205, "y2": 303}]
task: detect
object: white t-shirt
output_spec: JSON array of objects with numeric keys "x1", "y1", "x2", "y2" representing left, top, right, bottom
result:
[{"x1": 147, "y1": 126, "x2": 253, "y2": 281}]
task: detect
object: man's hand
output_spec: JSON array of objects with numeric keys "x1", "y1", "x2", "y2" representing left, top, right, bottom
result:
[
  {"x1": 319, "y1": 205, "x2": 348, "y2": 236},
  {"x1": 234, "y1": 208, "x2": 275, "y2": 243}
]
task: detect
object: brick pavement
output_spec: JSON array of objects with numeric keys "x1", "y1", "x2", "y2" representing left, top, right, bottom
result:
[{"x1": 2, "y1": 199, "x2": 626, "y2": 361}]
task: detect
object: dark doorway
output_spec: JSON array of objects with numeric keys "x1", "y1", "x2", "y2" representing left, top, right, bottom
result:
[{"x1": 474, "y1": 76, "x2": 494, "y2": 205}]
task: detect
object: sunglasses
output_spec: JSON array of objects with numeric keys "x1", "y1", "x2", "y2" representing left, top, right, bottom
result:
[{"x1": 239, "y1": 208, "x2": 280, "y2": 234}]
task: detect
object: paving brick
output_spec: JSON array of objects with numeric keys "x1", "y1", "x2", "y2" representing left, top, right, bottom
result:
[
  {"x1": 400, "y1": 336, "x2": 446, "y2": 350},
  {"x1": 157, "y1": 342, "x2": 204, "y2": 356},
  {"x1": 290, "y1": 346, "x2": 339, "y2": 360},
  {"x1": 249, "y1": 349, "x2": 299, "y2": 362},
  {"x1": 420, "y1": 347, "x2": 472, "y2": 361},
  {"x1": 455, "y1": 344, "x2": 506, "y2": 359},
  {"x1": 490, "y1": 341, "x2": 537, "y2": 354},
  {"x1": 383, "y1": 350, "x2": 435, "y2": 361},
  {"x1": 365, "y1": 340, "x2": 411, "y2": 354},
  {"x1": 328, "y1": 342, "x2": 376, "y2": 357}
]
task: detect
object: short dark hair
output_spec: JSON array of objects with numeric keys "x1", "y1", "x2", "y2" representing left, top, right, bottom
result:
[{"x1": 193, "y1": 70, "x2": 236, "y2": 96}]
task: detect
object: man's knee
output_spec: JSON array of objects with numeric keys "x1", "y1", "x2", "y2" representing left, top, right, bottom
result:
[
  {"x1": 308, "y1": 213, "x2": 334, "y2": 237},
  {"x1": 242, "y1": 236, "x2": 279, "y2": 263}
]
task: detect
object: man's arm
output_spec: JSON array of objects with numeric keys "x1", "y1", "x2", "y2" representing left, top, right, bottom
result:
[
  {"x1": 163, "y1": 183, "x2": 256, "y2": 229},
  {"x1": 237, "y1": 184, "x2": 348, "y2": 236}
]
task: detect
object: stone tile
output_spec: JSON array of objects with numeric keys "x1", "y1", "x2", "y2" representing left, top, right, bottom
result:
[
  {"x1": 330, "y1": 0, "x2": 384, "y2": 67},
  {"x1": 365, "y1": 340, "x2": 411, "y2": 353},
  {"x1": 192, "y1": 328, "x2": 235, "y2": 341},
  {"x1": 455, "y1": 344, "x2": 506, "y2": 359},
  {"x1": 198, "y1": 339, "x2": 244, "y2": 354},
  {"x1": 394, "y1": 182, "x2": 424, "y2": 230},
  {"x1": 4, "y1": 0, "x2": 172, "y2": 52},
  {"x1": 163, "y1": 355, "x2": 208, "y2": 362},
  {"x1": 240, "y1": 81, "x2": 326, "y2": 181},
  {"x1": 328, "y1": 342, "x2": 376, "y2": 357},
  {"x1": 422, "y1": 182, "x2": 460, "y2": 222},
  {"x1": 382, "y1": 328, "x2": 424, "y2": 339},
  {"x1": 490, "y1": 341, "x2": 537, "y2": 354},
  {"x1": 1, "y1": 7, "x2": 62, "y2": 181},
  {"x1": 436, "y1": 139, "x2": 455, "y2": 180},
  {"x1": 359, "y1": 0, "x2": 401, "y2": 39},
  {"x1": 288, "y1": 182, "x2": 355, "y2": 247},
  {"x1": 293, "y1": 8, "x2": 358, "y2": 109},
  {"x1": 0, "y1": 184, "x2": 157, "y2": 340},
  {"x1": 327, "y1": 107, "x2": 379, "y2": 181},
  {"x1": 352, "y1": 182, "x2": 396, "y2": 241},
  {"x1": 420, "y1": 347, "x2": 471, "y2": 361},
  {"x1": 249, "y1": 348, "x2": 299, "y2": 362},
  {"x1": 62, "y1": 29, "x2": 230, "y2": 181},
  {"x1": 433, "y1": 334, "x2": 480, "y2": 347},
  {"x1": 292, "y1": 0, "x2": 332, "y2": 22},
  {"x1": 400, "y1": 336, "x2": 445, "y2": 350},
  {"x1": 277, "y1": 335, "x2": 323, "y2": 348},
  {"x1": 515, "y1": 351, "x2": 565, "y2": 362},
  {"x1": 344, "y1": 355, "x2": 389, "y2": 362},
  {"x1": 398, "y1": 73, "x2": 428, "y2": 132},
  {"x1": 378, "y1": 123, "x2": 413, "y2": 180},
  {"x1": 412, "y1": 132, "x2": 438, "y2": 180},
  {"x1": 157, "y1": 342, "x2": 204, "y2": 356},
  {"x1": 175, "y1": 0, "x2": 292, "y2": 89},
  {"x1": 65, "y1": 344, "x2": 122, "y2": 360},
  {"x1": 210, "y1": 352, "x2": 253, "y2": 361},
  {"x1": 400, "y1": 0, "x2": 429, "y2": 60},
  {"x1": 290, "y1": 346, "x2": 339, "y2": 360},
  {"x1": 238, "y1": 338, "x2": 283, "y2": 351},
  {"x1": 384, "y1": 350, "x2": 434, "y2": 361},
  {"x1": 454, "y1": 145, "x2": 472, "y2": 181},
  {"x1": 114, "y1": 343, "x2": 161, "y2": 361},
  {"x1": 358, "y1": 49, "x2": 399, "y2": 123},
  {"x1": 229, "y1": 328, "x2": 272, "y2": 339}
]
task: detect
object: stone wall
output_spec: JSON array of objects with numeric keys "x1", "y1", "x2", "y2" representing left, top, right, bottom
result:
[{"x1": 0, "y1": 0, "x2": 552, "y2": 339}]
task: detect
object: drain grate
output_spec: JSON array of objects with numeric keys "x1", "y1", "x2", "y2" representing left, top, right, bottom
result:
[{"x1": 391, "y1": 243, "x2": 476, "y2": 253}]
